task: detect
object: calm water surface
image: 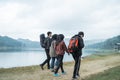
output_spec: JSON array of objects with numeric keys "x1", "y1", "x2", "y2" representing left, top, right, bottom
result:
[{"x1": 0, "y1": 49, "x2": 93, "y2": 68}]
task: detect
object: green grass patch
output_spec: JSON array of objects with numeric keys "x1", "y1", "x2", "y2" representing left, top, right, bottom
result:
[
  {"x1": 84, "y1": 52, "x2": 120, "y2": 61},
  {"x1": 84, "y1": 66, "x2": 120, "y2": 80},
  {"x1": 0, "y1": 65, "x2": 40, "y2": 76}
]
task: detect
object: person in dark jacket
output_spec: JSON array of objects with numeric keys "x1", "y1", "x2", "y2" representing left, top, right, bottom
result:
[
  {"x1": 72, "y1": 31, "x2": 84, "y2": 80},
  {"x1": 40, "y1": 31, "x2": 52, "y2": 70},
  {"x1": 53, "y1": 34, "x2": 69, "y2": 77}
]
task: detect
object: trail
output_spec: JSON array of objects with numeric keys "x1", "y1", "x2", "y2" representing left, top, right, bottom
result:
[
  {"x1": 39, "y1": 54, "x2": 120, "y2": 80},
  {"x1": 0, "y1": 54, "x2": 120, "y2": 80}
]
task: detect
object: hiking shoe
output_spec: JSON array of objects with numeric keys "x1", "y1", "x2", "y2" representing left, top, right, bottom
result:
[
  {"x1": 62, "y1": 71, "x2": 66, "y2": 75},
  {"x1": 76, "y1": 74, "x2": 80, "y2": 78},
  {"x1": 39, "y1": 64, "x2": 44, "y2": 70},
  {"x1": 53, "y1": 73, "x2": 60, "y2": 77}
]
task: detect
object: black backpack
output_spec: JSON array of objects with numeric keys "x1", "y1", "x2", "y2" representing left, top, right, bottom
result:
[{"x1": 40, "y1": 34, "x2": 46, "y2": 48}]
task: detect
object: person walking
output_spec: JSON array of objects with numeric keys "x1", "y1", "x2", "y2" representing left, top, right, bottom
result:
[
  {"x1": 71, "y1": 31, "x2": 84, "y2": 80},
  {"x1": 49, "y1": 34, "x2": 58, "y2": 72},
  {"x1": 53, "y1": 34, "x2": 69, "y2": 77},
  {"x1": 40, "y1": 31, "x2": 52, "y2": 70}
]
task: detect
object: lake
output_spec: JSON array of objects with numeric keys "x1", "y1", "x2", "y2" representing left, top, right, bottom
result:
[{"x1": 0, "y1": 49, "x2": 94, "y2": 68}]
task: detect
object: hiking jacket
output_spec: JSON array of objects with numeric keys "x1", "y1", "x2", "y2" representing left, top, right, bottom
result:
[
  {"x1": 55, "y1": 41, "x2": 68, "y2": 55},
  {"x1": 44, "y1": 37, "x2": 52, "y2": 49}
]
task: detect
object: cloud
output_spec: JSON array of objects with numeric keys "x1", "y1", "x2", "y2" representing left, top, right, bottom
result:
[{"x1": 0, "y1": 0, "x2": 120, "y2": 41}]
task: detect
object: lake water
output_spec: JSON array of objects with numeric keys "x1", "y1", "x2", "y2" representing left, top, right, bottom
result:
[{"x1": 0, "y1": 49, "x2": 93, "y2": 68}]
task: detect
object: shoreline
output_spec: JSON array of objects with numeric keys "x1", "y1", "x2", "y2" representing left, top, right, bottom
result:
[
  {"x1": 0, "y1": 51, "x2": 118, "y2": 69},
  {"x1": 0, "y1": 49, "x2": 116, "y2": 68},
  {"x1": 0, "y1": 52, "x2": 120, "y2": 80},
  {"x1": 0, "y1": 50, "x2": 91, "y2": 69}
]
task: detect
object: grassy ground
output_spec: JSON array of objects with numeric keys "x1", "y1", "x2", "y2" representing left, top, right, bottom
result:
[
  {"x1": 85, "y1": 66, "x2": 120, "y2": 80},
  {"x1": 0, "y1": 52, "x2": 120, "y2": 80}
]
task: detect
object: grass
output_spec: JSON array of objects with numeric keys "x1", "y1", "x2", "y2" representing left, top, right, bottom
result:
[
  {"x1": 84, "y1": 66, "x2": 120, "y2": 80},
  {"x1": 0, "y1": 52, "x2": 119, "y2": 80},
  {"x1": 83, "y1": 52, "x2": 120, "y2": 60}
]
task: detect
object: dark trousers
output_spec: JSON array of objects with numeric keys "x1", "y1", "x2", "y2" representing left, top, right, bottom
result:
[
  {"x1": 72, "y1": 51, "x2": 81, "y2": 78},
  {"x1": 54, "y1": 55, "x2": 64, "y2": 74},
  {"x1": 41, "y1": 49, "x2": 51, "y2": 69}
]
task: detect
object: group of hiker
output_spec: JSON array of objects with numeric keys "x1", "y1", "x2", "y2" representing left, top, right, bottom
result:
[{"x1": 39, "y1": 31, "x2": 84, "y2": 80}]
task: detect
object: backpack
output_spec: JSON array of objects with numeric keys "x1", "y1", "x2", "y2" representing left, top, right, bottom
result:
[
  {"x1": 68, "y1": 36, "x2": 79, "y2": 53},
  {"x1": 40, "y1": 34, "x2": 46, "y2": 48}
]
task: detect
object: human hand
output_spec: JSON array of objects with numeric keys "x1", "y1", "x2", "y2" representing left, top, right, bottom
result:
[{"x1": 68, "y1": 53, "x2": 70, "y2": 55}]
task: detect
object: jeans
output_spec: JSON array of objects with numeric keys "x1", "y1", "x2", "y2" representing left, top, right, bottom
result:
[{"x1": 50, "y1": 57, "x2": 56, "y2": 69}]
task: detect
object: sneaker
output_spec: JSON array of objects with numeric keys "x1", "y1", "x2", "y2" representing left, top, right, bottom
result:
[
  {"x1": 76, "y1": 74, "x2": 80, "y2": 78},
  {"x1": 53, "y1": 73, "x2": 60, "y2": 77},
  {"x1": 62, "y1": 71, "x2": 66, "y2": 75},
  {"x1": 39, "y1": 64, "x2": 44, "y2": 70}
]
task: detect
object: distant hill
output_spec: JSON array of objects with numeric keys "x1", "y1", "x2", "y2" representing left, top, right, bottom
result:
[
  {"x1": 1, "y1": 35, "x2": 119, "y2": 51},
  {"x1": 0, "y1": 36, "x2": 22, "y2": 48},
  {"x1": 0, "y1": 36, "x2": 41, "y2": 51},
  {"x1": 0, "y1": 36, "x2": 23, "y2": 51},
  {"x1": 18, "y1": 38, "x2": 40, "y2": 48},
  {"x1": 87, "y1": 35, "x2": 120, "y2": 49},
  {"x1": 64, "y1": 38, "x2": 105, "y2": 46},
  {"x1": 84, "y1": 39, "x2": 105, "y2": 46}
]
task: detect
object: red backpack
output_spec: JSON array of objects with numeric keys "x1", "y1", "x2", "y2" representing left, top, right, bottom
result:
[{"x1": 68, "y1": 37, "x2": 79, "y2": 53}]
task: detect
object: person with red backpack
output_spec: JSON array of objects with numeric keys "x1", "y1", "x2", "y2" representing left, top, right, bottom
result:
[
  {"x1": 68, "y1": 31, "x2": 84, "y2": 80},
  {"x1": 53, "y1": 34, "x2": 69, "y2": 77}
]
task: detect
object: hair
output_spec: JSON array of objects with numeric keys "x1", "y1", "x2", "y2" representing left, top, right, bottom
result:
[
  {"x1": 56, "y1": 34, "x2": 64, "y2": 46},
  {"x1": 78, "y1": 31, "x2": 84, "y2": 37},
  {"x1": 47, "y1": 31, "x2": 52, "y2": 36},
  {"x1": 52, "y1": 34, "x2": 58, "y2": 41}
]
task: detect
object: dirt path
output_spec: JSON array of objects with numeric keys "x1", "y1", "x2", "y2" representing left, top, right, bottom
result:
[
  {"x1": 0, "y1": 54, "x2": 120, "y2": 80},
  {"x1": 39, "y1": 54, "x2": 120, "y2": 80}
]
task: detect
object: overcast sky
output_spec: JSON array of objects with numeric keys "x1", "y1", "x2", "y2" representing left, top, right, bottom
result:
[{"x1": 0, "y1": 0, "x2": 120, "y2": 41}]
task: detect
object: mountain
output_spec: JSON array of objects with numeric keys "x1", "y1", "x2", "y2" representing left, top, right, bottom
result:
[
  {"x1": 0, "y1": 36, "x2": 41, "y2": 51},
  {"x1": 18, "y1": 38, "x2": 40, "y2": 48},
  {"x1": 87, "y1": 35, "x2": 120, "y2": 49},
  {"x1": 1, "y1": 35, "x2": 119, "y2": 51},
  {"x1": 0, "y1": 36, "x2": 22, "y2": 47},
  {"x1": 0, "y1": 36, "x2": 23, "y2": 50},
  {"x1": 64, "y1": 38, "x2": 105, "y2": 46},
  {"x1": 84, "y1": 39, "x2": 105, "y2": 46}
]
